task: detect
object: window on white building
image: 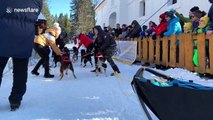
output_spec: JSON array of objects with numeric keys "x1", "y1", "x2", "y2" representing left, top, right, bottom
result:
[
  {"x1": 168, "y1": 0, "x2": 177, "y2": 5},
  {"x1": 139, "y1": 0, "x2": 146, "y2": 17},
  {"x1": 173, "y1": 0, "x2": 177, "y2": 4}
]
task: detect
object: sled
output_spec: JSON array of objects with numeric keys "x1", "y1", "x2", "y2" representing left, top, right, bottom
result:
[{"x1": 131, "y1": 67, "x2": 213, "y2": 120}]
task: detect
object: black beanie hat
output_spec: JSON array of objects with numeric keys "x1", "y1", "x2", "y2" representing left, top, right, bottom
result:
[
  {"x1": 190, "y1": 6, "x2": 199, "y2": 12},
  {"x1": 165, "y1": 11, "x2": 175, "y2": 19}
]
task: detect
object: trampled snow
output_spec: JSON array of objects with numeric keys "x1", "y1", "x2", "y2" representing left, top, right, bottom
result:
[{"x1": 0, "y1": 57, "x2": 212, "y2": 120}]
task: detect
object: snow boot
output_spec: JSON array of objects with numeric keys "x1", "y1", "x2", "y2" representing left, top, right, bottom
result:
[
  {"x1": 10, "y1": 103, "x2": 20, "y2": 111},
  {"x1": 91, "y1": 68, "x2": 101, "y2": 72},
  {"x1": 44, "y1": 74, "x2": 54, "y2": 78},
  {"x1": 44, "y1": 61, "x2": 54, "y2": 78},
  {"x1": 111, "y1": 65, "x2": 120, "y2": 76},
  {"x1": 110, "y1": 72, "x2": 120, "y2": 76},
  {"x1": 31, "y1": 70, "x2": 39, "y2": 76}
]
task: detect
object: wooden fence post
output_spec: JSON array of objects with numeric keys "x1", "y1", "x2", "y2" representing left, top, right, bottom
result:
[
  {"x1": 148, "y1": 37, "x2": 154, "y2": 63},
  {"x1": 137, "y1": 38, "x2": 142, "y2": 61},
  {"x1": 169, "y1": 35, "x2": 176, "y2": 67},
  {"x1": 196, "y1": 33, "x2": 206, "y2": 73},
  {"x1": 184, "y1": 34, "x2": 194, "y2": 71},
  {"x1": 155, "y1": 36, "x2": 161, "y2": 65},
  {"x1": 141, "y1": 39, "x2": 143, "y2": 61},
  {"x1": 162, "y1": 36, "x2": 169, "y2": 66},
  {"x1": 142, "y1": 38, "x2": 148, "y2": 62},
  {"x1": 177, "y1": 34, "x2": 185, "y2": 67},
  {"x1": 208, "y1": 34, "x2": 213, "y2": 74}
]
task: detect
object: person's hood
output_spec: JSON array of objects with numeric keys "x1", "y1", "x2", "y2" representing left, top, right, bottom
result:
[
  {"x1": 142, "y1": 25, "x2": 148, "y2": 31},
  {"x1": 131, "y1": 20, "x2": 140, "y2": 26},
  {"x1": 60, "y1": 32, "x2": 68, "y2": 39},
  {"x1": 184, "y1": 22, "x2": 192, "y2": 33},
  {"x1": 199, "y1": 16, "x2": 210, "y2": 28},
  {"x1": 165, "y1": 11, "x2": 175, "y2": 19},
  {"x1": 94, "y1": 25, "x2": 104, "y2": 33},
  {"x1": 160, "y1": 13, "x2": 166, "y2": 19},
  {"x1": 168, "y1": 17, "x2": 180, "y2": 24}
]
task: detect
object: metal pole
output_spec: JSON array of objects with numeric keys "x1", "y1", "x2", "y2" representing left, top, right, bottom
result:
[{"x1": 140, "y1": 0, "x2": 171, "y2": 26}]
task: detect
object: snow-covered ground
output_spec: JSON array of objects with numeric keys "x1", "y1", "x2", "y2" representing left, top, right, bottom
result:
[
  {"x1": 0, "y1": 56, "x2": 212, "y2": 120},
  {"x1": 0, "y1": 58, "x2": 144, "y2": 120}
]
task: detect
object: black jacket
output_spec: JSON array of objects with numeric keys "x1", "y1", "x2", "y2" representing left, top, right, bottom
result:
[
  {"x1": 94, "y1": 26, "x2": 116, "y2": 52},
  {"x1": 0, "y1": 0, "x2": 42, "y2": 58},
  {"x1": 127, "y1": 20, "x2": 142, "y2": 38},
  {"x1": 114, "y1": 28, "x2": 122, "y2": 37},
  {"x1": 208, "y1": 3, "x2": 213, "y2": 30}
]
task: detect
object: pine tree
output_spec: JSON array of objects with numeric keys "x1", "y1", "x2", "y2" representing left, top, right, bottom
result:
[
  {"x1": 42, "y1": 0, "x2": 54, "y2": 27},
  {"x1": 70, "y1": 0, "x2": 95, "y2": 34},
  {"x1": 78, "y1": 0, "x2": 95, "y2": 34},
  {"x1": 70, "y1": 0, "x2": 81, "y2": 34},
  {"x1": 56, "y1": 13, "x2": 72, "y2": 42}
]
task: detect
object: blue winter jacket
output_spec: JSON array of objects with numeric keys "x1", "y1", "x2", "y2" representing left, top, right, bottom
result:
[
  {"x1": 0, "y1": 0, "x2": 42, "y2": 58},
  {"x1": 208, "y1": 3, "x2": 213, "y2": 30},
  {"x1": 164, "y1": 17, "x2": 182, "y2": 36}
]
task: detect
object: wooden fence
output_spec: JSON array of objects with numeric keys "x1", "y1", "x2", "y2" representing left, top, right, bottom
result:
[{"x1": 121, "y1": 33, "x2": 213, "y2": 75}]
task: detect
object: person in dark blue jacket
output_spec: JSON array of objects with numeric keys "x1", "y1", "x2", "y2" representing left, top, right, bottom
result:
[
  {"x1": 207, "y1": 0, "x2": 213, "y2": 35},
  {"x1": 0, "y1": 0, "x2": 42, "y2": 111}
]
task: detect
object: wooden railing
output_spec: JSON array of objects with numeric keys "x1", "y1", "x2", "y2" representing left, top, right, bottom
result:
[{"x1": 119, "y1": 33, "x2": 213, "y2": 75}]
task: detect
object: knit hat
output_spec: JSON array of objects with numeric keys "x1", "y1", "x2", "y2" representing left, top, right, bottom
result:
[
  {"x1": 199, "y1": 16, "x2": 210, "y2": 28},
  {"x1": 183, "y1": 22, "x2": 192, "y2": 33},
  {"x1": 53, "y1": 22, "x2": 60, "y2": 29},
  {"x1": 160, "y1": 13, "x2": 166, "y2": 19},
  {"x1": 165, "y1": 11, "x2": 175, "y2": 19},
  {"x1": 190, "y1": 6, "x2": 199, "y2": 12},
  {"x1": 53, "y1": 22, "x2": 61, "y2": 35},
  {"x1": 142, "y1": 25, "x2": 148, "y2": 31}
]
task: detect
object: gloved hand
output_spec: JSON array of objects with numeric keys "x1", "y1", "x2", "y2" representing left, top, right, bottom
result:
[
  {"x1": 59, "y1": 52, "x2": 64, "y2": 58},
  {"x1": 151, "y1": 32, "x2": 156, "y2": 36},
  {"x1": 96, "y1": 51, "x2": 103, "y2": 58}
]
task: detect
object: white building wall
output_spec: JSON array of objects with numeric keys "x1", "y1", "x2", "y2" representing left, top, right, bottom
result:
[
  {"x1": 95, "y1": 0, "x2": 211, "y2": 28},
  {"x1": 118, "y1": 0, "x2": 128, "y2": 25}
]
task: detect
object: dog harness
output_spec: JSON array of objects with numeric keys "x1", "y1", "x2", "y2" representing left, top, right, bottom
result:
[{"x1": 62, "y1": 56, "x2": 72, "y2": 63}]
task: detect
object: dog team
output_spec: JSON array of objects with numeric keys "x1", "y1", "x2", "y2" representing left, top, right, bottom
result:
[{"x1": 31, "y1": 23, "x2": 120, "y2": 79}]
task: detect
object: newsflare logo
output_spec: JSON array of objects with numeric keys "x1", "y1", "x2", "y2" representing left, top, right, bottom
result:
[
  {"x1": 6, "y1": 7, "x2": 13, "y2": 13},
  {"x1": 6, "y1": 7, "x2": 39, "y2": 14}
]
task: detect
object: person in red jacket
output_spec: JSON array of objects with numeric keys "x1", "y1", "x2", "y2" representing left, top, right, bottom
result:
[
  {"x1": 76, "y1": 33, "x2": 94, "y2": 65},
  {"x1": 152, "y1": 13, "x2": 168, "y2": 39},
  {"x1": 77, "y1": 33, "x2": 94, "y2": 51},
  {"x1": 77, "y1": 33, "x2": 94, "y2": 53},
  {"x1": 154, "y1": 13, "x2": 168, "y2": 35}
]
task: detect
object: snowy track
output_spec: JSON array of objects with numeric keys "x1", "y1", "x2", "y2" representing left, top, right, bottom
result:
[
  {"x1": 1, "y1": 58, "x2": 212, "y2": 120},
  {"x1": 0, "y1": 60, "x2": 145, "y2": 120}
]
